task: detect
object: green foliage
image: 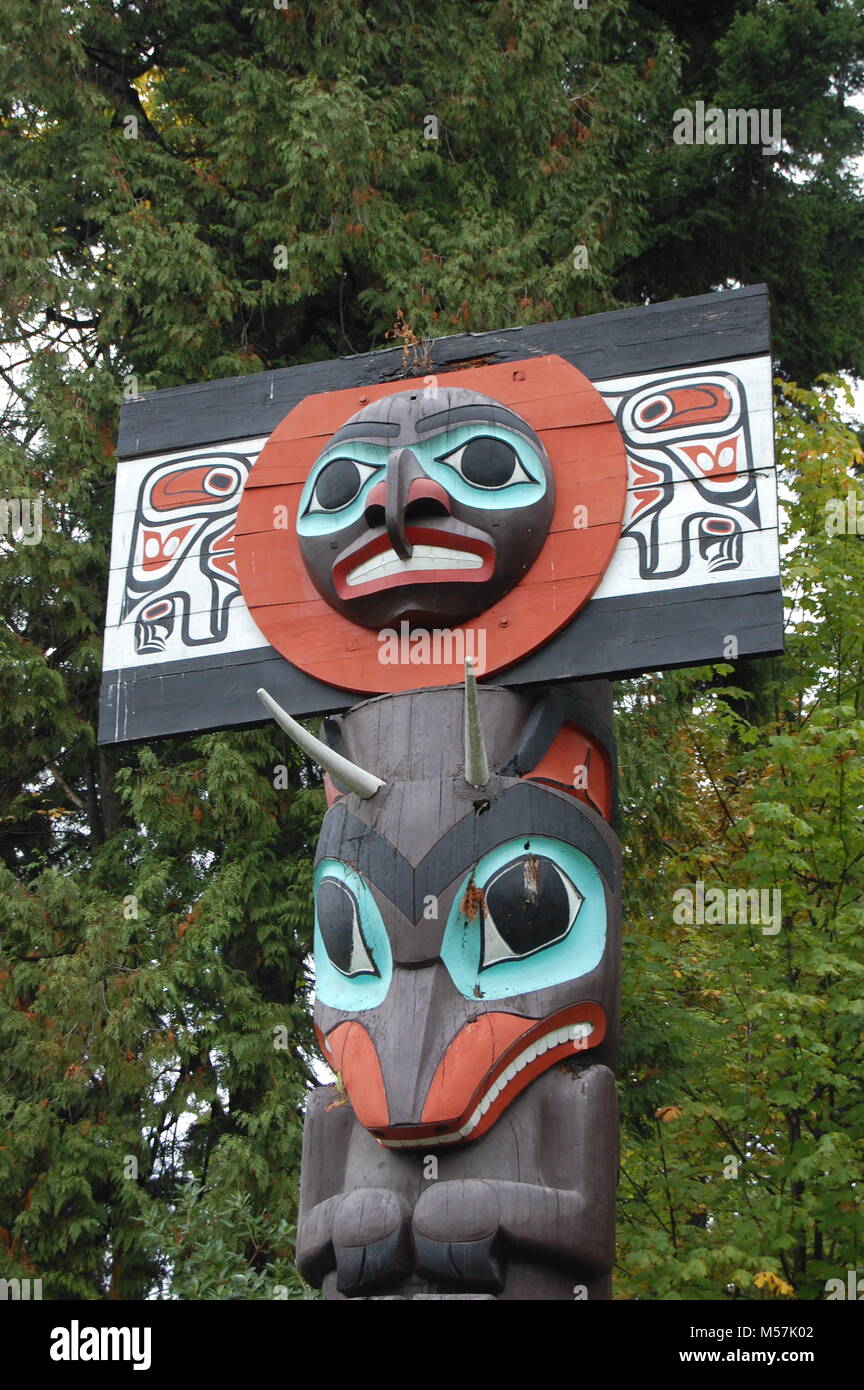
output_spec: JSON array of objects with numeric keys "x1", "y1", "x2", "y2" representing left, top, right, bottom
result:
[
  {"x1": 143, "y1": 1184, "x2": 316, "y2": 1300},
  {"x1": 619, "y1": 0, "x2": 864, "y2": 383},
  {"x1": 1, "y1": 0, "x2": 862, "y2": 386},
  {"x1": 615, "y1": 379, "x2": 864, "y2": 1299},
  {"x1": 0, "y1": 727, "x2": 322, "y2": 1297},
  {"x1": 0, "y1": 0, "x2": 862, "y2": 1300}
]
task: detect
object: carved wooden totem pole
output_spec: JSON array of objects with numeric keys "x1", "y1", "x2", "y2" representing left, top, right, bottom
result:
[
  {"x1": 100, "y1": 288, "x2": 782, "y2": 1300},
  {"x1": 278, "y1": 676, "x2": 620, "y2": 1300}
]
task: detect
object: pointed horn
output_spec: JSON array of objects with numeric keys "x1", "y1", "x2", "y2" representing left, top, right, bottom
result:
[
  {"x1": 257, "y1": 688, "x2": 385, "y2": 799},
  {"x1": 463, "y1": 658, "x2": 490, "y2": 789}
]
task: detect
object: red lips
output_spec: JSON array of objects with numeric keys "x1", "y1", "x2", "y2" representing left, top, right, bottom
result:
[{"x1": 320, "y1": 1003, "x2": 606, "y2": 1149}]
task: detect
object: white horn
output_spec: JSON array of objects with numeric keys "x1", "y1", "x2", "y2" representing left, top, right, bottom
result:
[
  {"x1": 463, "y1": 658, "x2": 490, "y2": 789},
  {"x1": 257, "y1": 688, "x2": 385, "y2": 799}
]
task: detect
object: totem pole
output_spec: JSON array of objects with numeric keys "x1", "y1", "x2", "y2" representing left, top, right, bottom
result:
[
  {"x1": 268, "y1": 675, "x2": 620, "y2": 1300},
  {"x1": 100, "y1": 288, "x2": 782, "y2": 1301},
  {"x1": 252, "y1": 381, "x2": 622, "y2": 1298}
]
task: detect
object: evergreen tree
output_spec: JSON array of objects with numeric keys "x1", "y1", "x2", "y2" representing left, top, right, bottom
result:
[
  {"x1": 1, "y1": 0, "x2": 862, "y2": 1297},
  {"x1": 615, "y1": 379, "x2": 864, "y2": 1299}
]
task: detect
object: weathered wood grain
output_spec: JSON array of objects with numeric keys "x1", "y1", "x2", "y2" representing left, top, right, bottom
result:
[{"x1": 117, "y1": 286, "x2": 770, "y2": 458}]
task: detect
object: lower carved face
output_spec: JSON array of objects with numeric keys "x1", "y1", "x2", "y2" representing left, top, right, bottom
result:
[
  {"x1": 309, "y1": 687, "x2": 620, "y2": 1148},
  {"x1": 297, "y1": 388, "x2": 555, "y2": 628}
]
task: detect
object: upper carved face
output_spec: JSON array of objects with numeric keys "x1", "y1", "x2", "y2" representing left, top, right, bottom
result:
[{"x1": 296, "y1": 388, "x2": 555, "y2": 629}]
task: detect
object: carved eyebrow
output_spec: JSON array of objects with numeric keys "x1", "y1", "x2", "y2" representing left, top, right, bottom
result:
[
  {"x1": 315, "y1": 782, "x2": 615, "y2": 924},
  {"x1": 417, "y1": 783, "x2": 616, "y2": 899},
  {"x1": 325, "y1": 422, "x2": 400, "y2": 446},
  {"x1": 414, "y1": 405, "x2": 544, "y2": 450}
]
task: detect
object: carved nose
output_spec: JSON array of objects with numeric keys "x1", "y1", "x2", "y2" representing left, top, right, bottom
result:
[
  {"x1": 384, "y1": 447, "x2": 416, "y2": 560},
  {"x1": 363, "y1": 453, "x2": 452, "y2": 561}
]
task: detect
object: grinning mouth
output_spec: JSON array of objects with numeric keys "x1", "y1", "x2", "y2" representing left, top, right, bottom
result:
[
  {"x1": 332, "y1": 524, "x2": 495, "y2": 600},
  {"x1": 345, "y1": 543, "x2": 484, "y2": 588},
  {"x1": 375, "y1": 1007, "x2": 604, "y2": 1150}
]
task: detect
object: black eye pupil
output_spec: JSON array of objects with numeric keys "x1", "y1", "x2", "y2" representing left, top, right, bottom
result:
[
  {"x1": 483, "y1": 856, "x2": 570, "y2": 958},
  {"x1": 314, "y1": 458, "x2": 362, "y2": 510},
  {"x1": 317, "y1": 878, "x2": 363, "y2": 974},
  {"x1": 459, "y1": 437, "x2": 518, "y2": 487}
]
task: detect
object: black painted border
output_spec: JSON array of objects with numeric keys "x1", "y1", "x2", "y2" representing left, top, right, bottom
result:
[
  {"x1": 314, "y1": 782, "x2": 617, "y2": 920},
  {"x1": 98, "y1": 576, "x2": 784, "y2": 745}
]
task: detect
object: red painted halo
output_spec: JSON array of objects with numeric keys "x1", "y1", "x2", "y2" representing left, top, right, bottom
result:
[{"x1": 235, "y1": 355, "x2": 627, "y2": 693}]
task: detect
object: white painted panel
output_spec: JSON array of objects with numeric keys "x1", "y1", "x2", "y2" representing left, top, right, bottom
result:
[{"x1": 103, "y1": 358, "x2": 779, "y2": 672}]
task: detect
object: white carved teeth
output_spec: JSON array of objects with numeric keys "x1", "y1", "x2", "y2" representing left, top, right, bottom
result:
[
  {"x1": 345, "y1": 544, "x2": 482, "y2": 587},
  {"x1": 376, "y1": 1021, "x2": 594, "y2": 1148},
  {"x1": 379, "y1": 1132, "x2": 461, "y2": 1150}
]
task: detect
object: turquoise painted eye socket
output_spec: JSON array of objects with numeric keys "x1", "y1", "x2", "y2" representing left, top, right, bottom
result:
[
  {"x1": 440, "y1": 836, "x2": 606, "y2": 1000},
  {"x1": 313, "y1": 860, "x2": 392, "y2": 1011},
  {"x1": 316, "y1": 878, "x2": 378, "y2": 977},
  {"x1": 304, "y1": 458, "x2": 382, "y2": 516},
  {"x1": 423, "y1": 424, "x2": 547, "y2": 511},
  {"x1": 296, "y1": 424, "x2": 546, "y2": 538},
  {"x1": 434, "y1": 435, "x2": 535, "y2": 491},
  {"x1": 297, "y1": 441, "x2": 388, "y2": 537}
]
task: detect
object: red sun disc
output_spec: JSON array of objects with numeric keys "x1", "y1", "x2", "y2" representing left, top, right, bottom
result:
[{"x1": 234, "y1": 354, "x2": 627, "y2": 693}]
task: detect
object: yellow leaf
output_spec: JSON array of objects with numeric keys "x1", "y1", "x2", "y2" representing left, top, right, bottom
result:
[{"x1": 754, "y1": 1270, "x2": 794, "y2": 1296}]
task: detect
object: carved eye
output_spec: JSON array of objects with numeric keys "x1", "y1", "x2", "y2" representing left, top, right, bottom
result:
[
  {"x1": 435, "y1": 436, "x2": 534, "y2": 490},
  {"x1": 306, "y1": 458, "x2": 380, "y2": 514},
  {"x1": 316, "y1": 878, "x2": 379, "y2": 978},
  {"x1": 204, "y1": 468, "x2": 239, "y2": 496},
  {"x1": 479, "y1": 855, "x2": 583, "y2": 969},
  {"x1": 635, "y1": 395, "x2": 673, "y2": 428}
]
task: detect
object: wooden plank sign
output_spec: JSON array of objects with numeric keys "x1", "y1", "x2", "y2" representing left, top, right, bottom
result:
[{"x1": 99, "y1": 285, "x2": 781, "y2": 744}]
